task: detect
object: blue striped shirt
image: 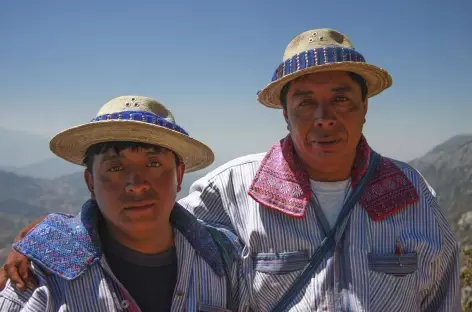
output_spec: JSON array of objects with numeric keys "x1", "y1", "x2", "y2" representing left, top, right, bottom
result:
[
  {"x1": 179, "y1": 152, "x2": 461, "y2": 311},
  {"x1": 0, "y1": 202, "x2": 250, "y2": 312}
]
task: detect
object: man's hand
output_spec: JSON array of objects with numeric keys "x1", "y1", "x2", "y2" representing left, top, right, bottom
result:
[{"x1": 0, "y1": 216, "x2": 46, "y2": 291}]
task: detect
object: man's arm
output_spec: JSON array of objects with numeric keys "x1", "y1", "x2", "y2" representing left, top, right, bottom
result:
[
  {"x1": 0, "y1": 216, "x2": 47, "y2": 291},
  {"x1": 0, "y1": 285, "x2": 23, "y2": 312},
  {"x1": 0, "y1": 276, "x2": 49, "y2": 311},
  {"x1": 421, "y1": 203, "x2": 461, "y2": 312},
  {"x1": 419, "y1": 176, "x2": 461, "y2": 312}
]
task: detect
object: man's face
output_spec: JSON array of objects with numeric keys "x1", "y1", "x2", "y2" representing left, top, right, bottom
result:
[
  {"x1": 284, "y1": 71, "x2": 367, "y2": 175},
  {"x1": 84, "y1": 145, "x2": 184, "y2": 239}
]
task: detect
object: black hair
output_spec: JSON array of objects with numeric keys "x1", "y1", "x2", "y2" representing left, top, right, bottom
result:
[
  {"x1": 83, "y1": 141, "x2": 180, "y2": 172},
  {"x1": 280, "y1": 72, "x2": 368, "y2": 110}
]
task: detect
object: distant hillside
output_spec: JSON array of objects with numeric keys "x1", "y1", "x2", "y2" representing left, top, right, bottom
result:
[
  {"x1": 0, "y1": 127, "x2": 51, "y2": 167},
  {"x1": 409, "y1": 134, "x2": 472, "y2": 248},
  {"x1": 0, "y1": 127, "x2": 82, "y2": 178},
  {"x1": 13, "y1": 158, "x2": 82, "y2": 179}
]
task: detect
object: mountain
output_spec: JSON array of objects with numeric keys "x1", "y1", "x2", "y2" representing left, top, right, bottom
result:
[
  {"x1": 0, "y1": 127, "x2": 82, "y2": 178},
  {"x1": 13, "y1": 158, "x2": 82, "y2": 179},
  {"x1": 409, "y1": 134, "x2": 472, "y2": 248}
]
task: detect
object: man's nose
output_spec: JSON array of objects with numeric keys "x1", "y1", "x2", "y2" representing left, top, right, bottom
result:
[
  {"x1": 313, "y1": 104, "x2": 337, "y2": 129},
  {"x1": 124, "y1": 173, "x2": 150, "y2": 194}
]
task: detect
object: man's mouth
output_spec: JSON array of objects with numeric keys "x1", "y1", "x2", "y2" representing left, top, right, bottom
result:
[
  {"x1": 313, "y1": 139, "x2": 340, "y2": 147},
  {"x1": 124, "y1": 202, "x2": 156, "y2": 211}
]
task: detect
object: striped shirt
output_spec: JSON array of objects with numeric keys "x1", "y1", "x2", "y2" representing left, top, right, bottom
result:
[
  {"x1": 0, "y1": 201, "x2": 250, "y2": 312},
  {"x1": 179, "y1": 152, "x2": 461, "y2": 311}
]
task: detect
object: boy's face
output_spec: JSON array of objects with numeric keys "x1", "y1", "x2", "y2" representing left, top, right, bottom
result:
[{"x1": 85, "y1": 145, "x2": 184, "y2": 240}]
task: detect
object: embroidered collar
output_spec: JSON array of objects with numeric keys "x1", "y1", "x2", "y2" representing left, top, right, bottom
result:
[
  {"x1": 13, "y1": 200, "x2": 240, "y2": 280},
  {"x1": 248, "y1": 135, "x2": 419, "y2": 221}
]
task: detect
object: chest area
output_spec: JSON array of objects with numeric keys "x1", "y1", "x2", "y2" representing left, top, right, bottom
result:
[
  {"x1": 237, "y1": 200, "x2": 441, "y2": 311},
  {"x1": 105, "y1": 254, "x2": 178, "y2": 312},
  {"x1": 43, "y1": 258, "x2": 229, "y2": 312}
]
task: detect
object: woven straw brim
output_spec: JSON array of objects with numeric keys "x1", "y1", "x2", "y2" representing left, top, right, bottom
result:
[
  {"x1": 49, "y1": 120, "x2": 214, "y2": 173},
  {"x1": 257, "y1": 62, "x2": 392, "y2": 109}
]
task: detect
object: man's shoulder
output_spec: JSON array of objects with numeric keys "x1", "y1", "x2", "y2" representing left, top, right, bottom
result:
[
  {"x1": 204, "y1": 152, "x2": 266, "y2": 181},
  {"x1": 385, "y1": 156, "x2": 436, "y2": 197}
]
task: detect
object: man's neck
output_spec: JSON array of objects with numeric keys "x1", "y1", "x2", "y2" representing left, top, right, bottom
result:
[
  {"x1": 306, "y1": 169, "x2": 351, "y2": 182},
  {"x1": 105, "y1": 221, "x2": 174, "y2": 254},
  {"x1": 304, "y1": 155, "x2": 355, "y2": 182}
]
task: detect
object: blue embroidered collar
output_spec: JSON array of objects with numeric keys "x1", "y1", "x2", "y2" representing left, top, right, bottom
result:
[{"x1": 13, "y1": 199, "x2": 239, "y2": 280}]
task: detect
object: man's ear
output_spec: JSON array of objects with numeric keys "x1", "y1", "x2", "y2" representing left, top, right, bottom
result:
[
  {"x1": 176, "y1": 163, "x2": 185, "y2": 192},
  {"x1": 363, "y1": 98, "x2": 368, "y2": 124},
  {"x1": 84, "y1": 170, "x2": 95, "y2": 199}
]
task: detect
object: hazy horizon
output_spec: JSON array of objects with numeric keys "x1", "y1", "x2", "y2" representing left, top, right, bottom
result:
[{"x1": 1, "y1": 0, "x2": 471, "y2": 172}]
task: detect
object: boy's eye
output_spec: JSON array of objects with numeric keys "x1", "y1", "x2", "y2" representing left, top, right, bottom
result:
[
  {"x1": 107, "y1": 165, "x2": 123, "y2": 172},
  {"x1": 148, "y1": 161, "x2": 161, "y2": 168}
]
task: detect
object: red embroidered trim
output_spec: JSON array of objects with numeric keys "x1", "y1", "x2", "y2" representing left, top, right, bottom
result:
[
  {"x1": 359, "y1": 156, "x2": 419, "y2": 221},
  {"x1": 248, "y1": 138, "x2": 310, "y2": 218},
  {"x1": 248, "y1": 135, "x2": 419, "y2": 221}
]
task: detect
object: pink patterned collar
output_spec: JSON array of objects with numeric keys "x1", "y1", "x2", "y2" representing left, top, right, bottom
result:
[{"x1": 248, "y1": 135, "x2": 419, "y2": 221}]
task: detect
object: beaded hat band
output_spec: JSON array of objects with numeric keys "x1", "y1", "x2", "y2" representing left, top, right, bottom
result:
[
  {"x1": 49, "y1": 95, "x2": 214, "y2": 173},
  {"x1": 257, "y1": 28, "x2": 392, "y2": 109}
]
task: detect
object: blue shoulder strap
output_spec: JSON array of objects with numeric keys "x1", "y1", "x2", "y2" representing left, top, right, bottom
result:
[{"x1": 271, "y1": 151, "x2": 381, "y2": 312}]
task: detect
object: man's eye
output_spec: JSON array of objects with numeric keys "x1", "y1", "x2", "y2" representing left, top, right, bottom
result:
[
  {"x1": 148, "y1": 161, "x2": 161, "y2": 168},
  {"x1": 334, "y1": 96, "x2": 348, "y2": 102},
  {"x1": 107, "y1": 166, "x2": 123, "y2": 172},
  {"x1": 299, "y1": 100, "x2": 312, "y2": 106}
]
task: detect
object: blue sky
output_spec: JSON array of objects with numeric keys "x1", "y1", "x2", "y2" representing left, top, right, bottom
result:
[{"x1": 1, "y1": 0, "x2": 471, "y2": 168}]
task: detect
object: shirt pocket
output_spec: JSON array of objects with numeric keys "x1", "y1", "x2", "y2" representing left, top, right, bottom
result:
[
  {"x1": 253, "y1": 250, "x2": 309, "y2": 274},
  {"x1": 368, "y1": 252, "x2": 418, "y2": 276},
  {"x1": 368, "y1": 252, "x2": 420, "y2": 311},
  {"x1": 198, "y1": 303, "x2": 232, "y2": 312},
  {"x1": 250, "y1": 250, "x2": 309, "y2": 311}
]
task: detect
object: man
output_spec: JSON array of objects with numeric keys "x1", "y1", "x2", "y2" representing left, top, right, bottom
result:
[
  {"x1": 1, "y1": 28, "x2": 461, "y2": 311},
  {"x1": 0, "y1": 95, "x2": 248, "y2": 311}
]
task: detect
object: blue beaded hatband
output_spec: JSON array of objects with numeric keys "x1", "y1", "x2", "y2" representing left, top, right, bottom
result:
[
  {"x1": 91, "y1": 111, "x2": 189, "y2": 136},
  {"x1": 256, "y1": 28, "x2": 392, "y2": 109},
  {"x1": 49, "y1": 95, "x2": 214, "y2": 172},
  {"x1": 256, "y1": 45, "x2": 391, "y2": 109},
  {"x1": 271, "y1": 47, "x2": 365, "y2": 82}
]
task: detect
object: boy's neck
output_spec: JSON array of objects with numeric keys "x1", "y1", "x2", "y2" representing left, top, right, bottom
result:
[{"x1": 105, "y1": 221, "x2": 174, "y2": 254}]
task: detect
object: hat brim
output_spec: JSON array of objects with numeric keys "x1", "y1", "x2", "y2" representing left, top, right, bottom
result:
[
  {"x1": 257, "y1": 62, "x2": 392, "y2": 109},
  {"x1": 49, "y1": 120, "x2": 214, "y2": 173}
]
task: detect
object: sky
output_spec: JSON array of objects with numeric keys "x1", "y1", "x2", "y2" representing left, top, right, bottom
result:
[{"x1": 1, "y1": 0, "x2": 471, "y2": 169}]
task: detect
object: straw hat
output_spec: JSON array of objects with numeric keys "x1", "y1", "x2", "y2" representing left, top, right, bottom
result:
[
  {"x1": 49, "y1": 95, "x2": 214, "y2": 173},
  {"x1": 257, "y1": 28, "x2": 392, "y2": 109}
]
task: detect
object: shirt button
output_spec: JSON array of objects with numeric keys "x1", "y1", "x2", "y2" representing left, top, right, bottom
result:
[
  {"x1": 120, "y1": 300, "x2": 130, "y2": 309},
  {"x1": 176, "y1": 290, "x2": 185, "y2": 297}
]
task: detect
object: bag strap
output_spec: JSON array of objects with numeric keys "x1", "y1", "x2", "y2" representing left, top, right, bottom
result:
[{"x1": 271, "y1": 152, "x2": 381, "y2": 312}]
